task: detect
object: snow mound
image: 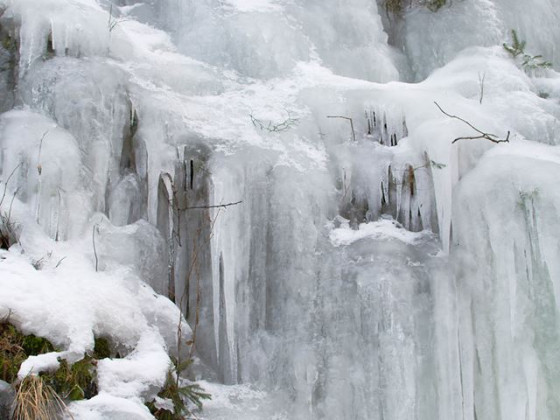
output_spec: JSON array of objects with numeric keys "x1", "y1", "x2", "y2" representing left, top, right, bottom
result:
[{"x1": 329, "y1": 217, "x2": 431, "y2": 247}]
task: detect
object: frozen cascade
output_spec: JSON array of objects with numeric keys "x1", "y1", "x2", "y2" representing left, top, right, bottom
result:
[{"x1": 0, "y1": 0, "x2": 560, "y2": 419}]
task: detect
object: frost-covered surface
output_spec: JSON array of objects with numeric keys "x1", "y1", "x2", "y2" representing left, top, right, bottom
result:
[{"x1": 0, "y1": 0, "x2": 560, "y2": 418}]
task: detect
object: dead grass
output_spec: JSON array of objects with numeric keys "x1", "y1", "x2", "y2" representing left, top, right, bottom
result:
[{"x1": 12, "y1": 375, "x2": 71, "y2": 420}]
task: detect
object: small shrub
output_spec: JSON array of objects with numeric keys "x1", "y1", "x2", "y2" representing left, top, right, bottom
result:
[
  {"x1": 146, "y1": 361, "x2": 211, "y2": 419},
  {"x1": 503, "y1": 30, "x2": 552, "y2": 71},
  {"x1": 503, "y1": 29, "x2": 525, "y2": 58}
]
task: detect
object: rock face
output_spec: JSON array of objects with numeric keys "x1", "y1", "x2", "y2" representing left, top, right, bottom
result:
[{"x1": 0, "y1": 380, "x2": 14, "y2": 419}]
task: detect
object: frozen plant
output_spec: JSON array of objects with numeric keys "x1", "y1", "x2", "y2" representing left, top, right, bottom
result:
[
  {"x1": 503, "y1": 30, "x2": 552, "y2": 71},
  {"x1": 434, "y1": 102, "x2": 510, "y2": 144},
  {"x1": 250, "y1": 111, "x2": 299, "y2": 133},
  {"x1": 0, "y1": 165, "x2": 20, "y2": 250}
]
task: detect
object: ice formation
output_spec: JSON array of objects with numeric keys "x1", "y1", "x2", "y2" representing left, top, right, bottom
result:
[{"x1": 0, "y1": 0, "x2": 559, "y2": 418}]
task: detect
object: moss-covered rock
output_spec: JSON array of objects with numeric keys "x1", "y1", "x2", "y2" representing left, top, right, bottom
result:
[
  {"x1": 0, "y1": 321, "x2": 99, "y2": 402},
  {"x1": 0, "y1": 322, "x2": 55, "y2": 383},
  {"x1": 93, "y1": 337, "x2": 112, "y2": 359},
  {"x1": 42, "y1": 357, "x2": 98, "y2": 401}
]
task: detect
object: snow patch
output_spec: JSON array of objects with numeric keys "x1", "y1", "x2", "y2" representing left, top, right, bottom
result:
[{"x1": 329, "y1": 217, "x2": 430, "y2": 247}]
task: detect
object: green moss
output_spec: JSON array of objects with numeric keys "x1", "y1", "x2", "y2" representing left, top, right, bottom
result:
[
  {"x1": 93, "y1": 337, "x2": 111, "y2": 359},
  {"x1": 0, "y1": 34, "x2": 16, "y2": 52},
  {"x1": 0, "y1": 322, "x2": 98, "y2": 401},
  {"x1": 42, "y1": 357, "x2": 98, "y2": 401},
  {"x1": 21, "y1": 334, "x2": 55, "y2": 356},
  {"x1": 384, "y1": 0, "x2": 403, "y2": 14},
  {"x1": 427, "y1": 0, "x2": 446, "y2": 12},
  {"x1": 384, "y1": 0, "x2": 446, "y2": 15},
  {"x1": 0, "y1": 322, "x2": 55, "y2": 383}
]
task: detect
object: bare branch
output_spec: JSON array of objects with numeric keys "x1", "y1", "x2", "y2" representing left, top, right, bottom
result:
[
  {"x1": 452, "y1": 131, "x2": 510, "y2": 144},
  {"x1": 434, "y1": 102, "x2": 510, "y2": 144},
  {"x1": 327, "y1": 115, "x2": 356, "y2": 142},
  {"x1": 434, "y1": 102, "x2": 486, "y2": 135},
  {"x1": 183, "y1": 201, "x2": 242, "y2": 211}
]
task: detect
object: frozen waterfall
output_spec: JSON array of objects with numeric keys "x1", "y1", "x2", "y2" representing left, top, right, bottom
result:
[{"x1": 1, "y1": 0, "x2": 560, "y2": 419}]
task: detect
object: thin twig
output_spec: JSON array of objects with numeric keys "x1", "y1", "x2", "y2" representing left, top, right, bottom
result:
[
  {"x1": 37, "y1": 130, "x2": 50, "y2": 176},
  {"x1": 184, "y1": 201, "x2": 242, "y2": 211},
  {"x1": 434, "y1": 102, "x2": 510, "y2": 144},
  {"x1": 0, "y1": 163, "x2": 22, "y2": 208},
  {"x1": 108, "y1": 3, "x2": 129, "y2": 33},
  {"x1": 7, "y1": 187, "x2": 19, "y2": 221},
  {"x1": 452, "y1": 132, "x2": 510, "y2": 144},
  {"x1": 327, "y1": 115, "x2": 356, "y2": 142},
  {"x1": 55, "y1": 257, "x2": 66, "y2": 268}
]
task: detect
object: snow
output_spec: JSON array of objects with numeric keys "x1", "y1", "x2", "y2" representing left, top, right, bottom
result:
[
  {"x1": 1, "y1": 0, "x2": 560, "y2": 418},
  {"x1": 0, "y1": 199, "x2": 189, "y2": 416},
  {"x1": 69, "y1": 394, "x2": 154, "y2": 420},
  {"x1": 94, "y1": 330, "x2": 170, "y2": 400},
  {"x1": 329, "y1": 217, "x2": 432, "y2": 247}
]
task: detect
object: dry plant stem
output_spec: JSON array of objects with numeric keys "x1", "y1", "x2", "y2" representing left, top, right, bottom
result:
[
  {"x1": 108, "y1": 4, "x2": 129, "y2": 33},
  {"x1": 92, "y1": 224, "x2": 99, "y2": 272},
  {"x1": 36, "y1": 130, "x2": 50, "y2": 176},
  {"x1": 55, "y1": 257, "x2": 66, "y2": 268},
  {"x1": 478, "y1": 72, "x2": 485, "y2": 104},
  {"x1": 1, "y1": 308, "x2": 13, "y2": 323},
  {"x1": 434, "y1": 102, "x2": 510, "y2": 144},
  {"x1": 8, "y1": 188, "x2": 19, "y2": 221},
  {"x1": 0, "y1": 163, "x2": 21, "y2": 208},
  {"x1": 327, "y1": 115, "x2": 356, "y2": 142},
  {"x1": 341, "y1": 169, "x2": 349, "y2": 202}
]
